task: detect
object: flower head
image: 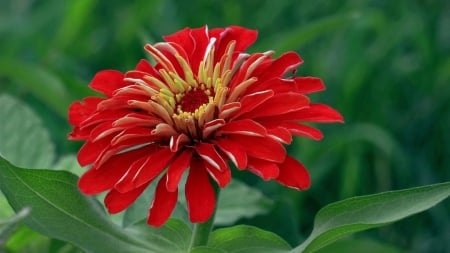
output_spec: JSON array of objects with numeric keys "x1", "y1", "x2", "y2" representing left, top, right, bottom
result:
[{"x1": 68, "y1": 25, "x2": 343, "y2": 227}]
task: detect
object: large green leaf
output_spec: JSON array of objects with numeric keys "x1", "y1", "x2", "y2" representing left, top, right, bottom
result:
[
  {"x1": 293, "y1": 181, "x2": 450, "y2": 253},
  {"x1": 315, "y1": 238, "x2": 405, "y2": 253},
  {"x1": 207, "y1": 225, "x2": 291, "y2": 253},
  {"x1": 0, "y1": 62, "x2": 70, "y2": 118},
  {"x1": 215, "y1": 180, "x2": 273, "y2": 226},
  {"x1": 0, "y1": 157, "x2": 191, "y2": 253},
  {"x1": 0, "y1": 94, "x2": 55, "y2": 168}
]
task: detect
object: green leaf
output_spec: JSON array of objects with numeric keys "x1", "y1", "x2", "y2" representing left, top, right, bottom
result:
[
  {"x1": 293, "y1": 181, "x2": 450, "y2": 253},
  {"x1": 0, "y1": 156, "x2": 186, "y2": 253},
  {"x1": 190, "y1": 246, "x2": 226, "y2": 253},
  {"x1": 125, "y1": 219, "x2": 192, "y2": 253},
  {"x1": 0, "y1": 62, "x2": 70, "y2": 118},
  {"x1": 315, "y1": 237, "x2": 405, "y2": 253},
  {"x1": 215, "y1": 180, "x2": 273, "y2": 226},
  {"x1": 0, "y1": 94, "x2": 55, "y2": 168},
  {"x1": 208, "y1": 225, "x2": 291, "y2": 253}
]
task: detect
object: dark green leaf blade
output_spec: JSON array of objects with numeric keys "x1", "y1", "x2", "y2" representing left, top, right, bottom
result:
[
  {"x1": 293, "y1": 182, "x2": 450, "y2": 253},
  {"x1": 208, "y1": 225, "x2": 291, "y2": 253},
  {"x1": 0, "y1": 94, "x2": 55, "y2": 168},
  {"x1": 0, "y1": 157, "x2": 153, "y2": 253}
]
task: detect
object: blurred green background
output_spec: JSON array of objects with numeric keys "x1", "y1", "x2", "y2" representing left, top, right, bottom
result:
[{"x1": 0, "y1": 0, "x2": 449, "y2": 252}]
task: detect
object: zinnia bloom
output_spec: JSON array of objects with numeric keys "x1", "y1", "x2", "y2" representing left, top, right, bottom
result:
[{"x1": 68, "y1": 25, "x2": 343, "y2": 227}]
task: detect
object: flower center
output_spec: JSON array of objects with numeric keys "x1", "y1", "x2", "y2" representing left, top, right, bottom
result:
[{"x1": 179, "y1": 88, "x2": 210, "y2": 113}]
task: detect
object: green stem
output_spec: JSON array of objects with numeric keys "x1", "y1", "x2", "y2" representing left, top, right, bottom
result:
[{"x1": 188, "y1": 187, "x2": 220, "y2": 250}]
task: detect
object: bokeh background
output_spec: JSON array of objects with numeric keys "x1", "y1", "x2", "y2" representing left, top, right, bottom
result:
[{"x1": 1, "y1": 0, "x2": 449, "y2": 252}]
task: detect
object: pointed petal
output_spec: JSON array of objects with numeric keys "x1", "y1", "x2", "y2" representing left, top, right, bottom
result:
[
  {"x1": 132, "y1": 147, "x2": 176, "y2": 188},
  {"x1": 204, "y1": 160, "x2": 231, "y2": 188},
  {"x1": 89, "y1": 70, "x2": 126, "y2": 97},
  {"x1": 213, "y1": 138, "x2": 247, "y2": 169},
  {"x1": 104, "y1": 182, "x2": 150, "y2": 214},
  {"x1": 247, "y1": 157, "x2": 280, "y2": 180},
  {"x1": 217, "y1": 119, "x2": 267, "y2": 137},
  {"x1": 113, "y1": 147, "x2": 170, "y2": 193},
  {"x1": 230, "y1": 90, "x2": 274, "y2": 120},
  {"x1": 202, "y1": 119, "x2": 226, "y2": 139},
  {"x1": 294, "y1": 77, "x2": 325, "y2": 94},
  {"x1": 170, "y1": 134, "x2": 190, "y2": 152},
  {"x1": 166, "y1": 149, "x2": 194, "y2": 192},
  {"x1": 195, "y1": 143, "x2": 228, "y2": 172},
  {"x1": 185, "y1": 158, "x2": 216, "y2": 223},
  {"x1": 281, "y1": 122, "x2": 323, "y2": 140},
  {"x1": 257, "y1": 52, "x2": 303, "y2": 81},
  {"x1": 275, "y1": 156, "x2": 311, "y2": 190},
  {"x1": 267, "y1": 127, "x2": 292, "y2": 144},
  {"x1": 241, "y1": 93, "x2": 309, "y2": 119},
  {"x1": 147, "y1": 178, "x2": 178, "y2": 227},
  {"x1": 259, "y1": 104, "x2": 344, "y2": 123},
  {"x1": 68, "y1": 97, "x2": 103, "y2": 126},
  {"x1": 77, "y1": 137, "x2": 111, "y2": 166},
  {"x1": 78, "y1": 146, "x2": 153, "y2": 194},
  {"x1": 229, "y1": 135, "x2": 286, "y2": 163}
]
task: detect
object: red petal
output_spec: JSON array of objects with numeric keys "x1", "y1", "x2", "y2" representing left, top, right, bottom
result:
[
  {"x1": 213, "y1": 138, "x2": 247, "y2": 169},
  {"x1": 228, "y1": 135, "x2": 286, "y2": 163},
  {"x1": 257, "y1": 52, "x2": 303, "y2": 80},
  {"x1": 135, "y1": 59, "x2": 160, "y2": 77},
  {"x1": 163, "y1": 27, "x2": 195, "y2": 57},
  {"x1": 114, "y1": 147, "x2": 172, "y2": 193},
  {"x1": 204, "y1": 160, "x2": 231, "y2": 188},
  {"x1": 275, "y1": 156, "x2": 310, "y2": 190},
  {"x1": 247, "y1": 157, "x2": 280, "y2": 180},
  {"x1": 294, "y1": 77, "x2": 325, "y2": 94},
  {"x1": 241, "y1": 93, "x2": 309, "y2": 119},
  {"x1": 185, "y1": 158, "x2": 216, "y2": 223},
  {"x1": 230, "y1": 90, "x2": 274, "y2": 120},
  {"x1": 132, "y1": 147, "x2": 176, "y2": 188},
  {"x1": 166, "y1": 149, "x2": 194, "y2": 192},
  {"x1": 258, "y1": 103, "x2": 344, "y2": 123},
  {"x1": 78, "y1": 146, "x2": 153, "y2": 194},
  {"x1": 267, "y1": 127, "x2": 292, "y2": 144},
  {"x1": 77, "y1": 137, "x2": 111, "y2": 166},
  {"x1": 280, "y1": 122, "x2": 323, "y2": 140},
  {"x1": 211, "y1": 26, "x2": 258, "y2": 61},
  {"x1": 147, "y1": 177, "x2": 178, "y2": 227},
  {"x1": 219, "y1": 102, "x2": 241, "y2": 119},
  {"x1": 89, "y1": 70, "x2": 126, "y2": 97},
  {"x1": 169, "y1": 134, "x2": 190, "y2": 152},
  {"x1": 217, "y1": 119, "x2": 267, "y2": 137},
  {"x1": 195, "y1": 143, "x2": 228, "y2": 172},
  {"x1": 104, "y1": 182, "x2": 149, "y2": 214},
  {"x1": 68, "y1": 97, "x2": 103, "y2": 126},
  {"x1": 202, "y1": 119, "x2": 226, "y2": 139}
]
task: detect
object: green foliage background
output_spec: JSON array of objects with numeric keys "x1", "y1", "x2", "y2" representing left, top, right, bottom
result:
[{"x1": 0, "y1": 0, "x2": 449, "y2": 252}]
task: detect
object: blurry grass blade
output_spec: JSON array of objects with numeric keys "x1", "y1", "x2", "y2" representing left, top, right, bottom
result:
[
  {"x1": 0, "y1": 60, "x2": 70, "y2": 118},
  {"x1": 53, "y1": 0, "x2": 96, "y2": 50},
  {"x1": 293, "y1": 181, "x2": 450, "y2": 253},
  {"x1": 0, "y1": 208, "x2": 30, "y2": 246},
  {"x1": 0, "y1": 94, "x2": 55, "y2": 168},
  {"x1": 259, "y1": 12, "x2": 360, "y2": 52}
]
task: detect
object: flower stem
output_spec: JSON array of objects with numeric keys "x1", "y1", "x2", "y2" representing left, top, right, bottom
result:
[{"x1": 188, "y1": 187, "x2": 220, "y2": 250}]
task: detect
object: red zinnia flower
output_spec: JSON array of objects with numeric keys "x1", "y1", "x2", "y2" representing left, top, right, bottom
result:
[{"x1": 68, "y1": 25, "x2": 343, "y2": 227}]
